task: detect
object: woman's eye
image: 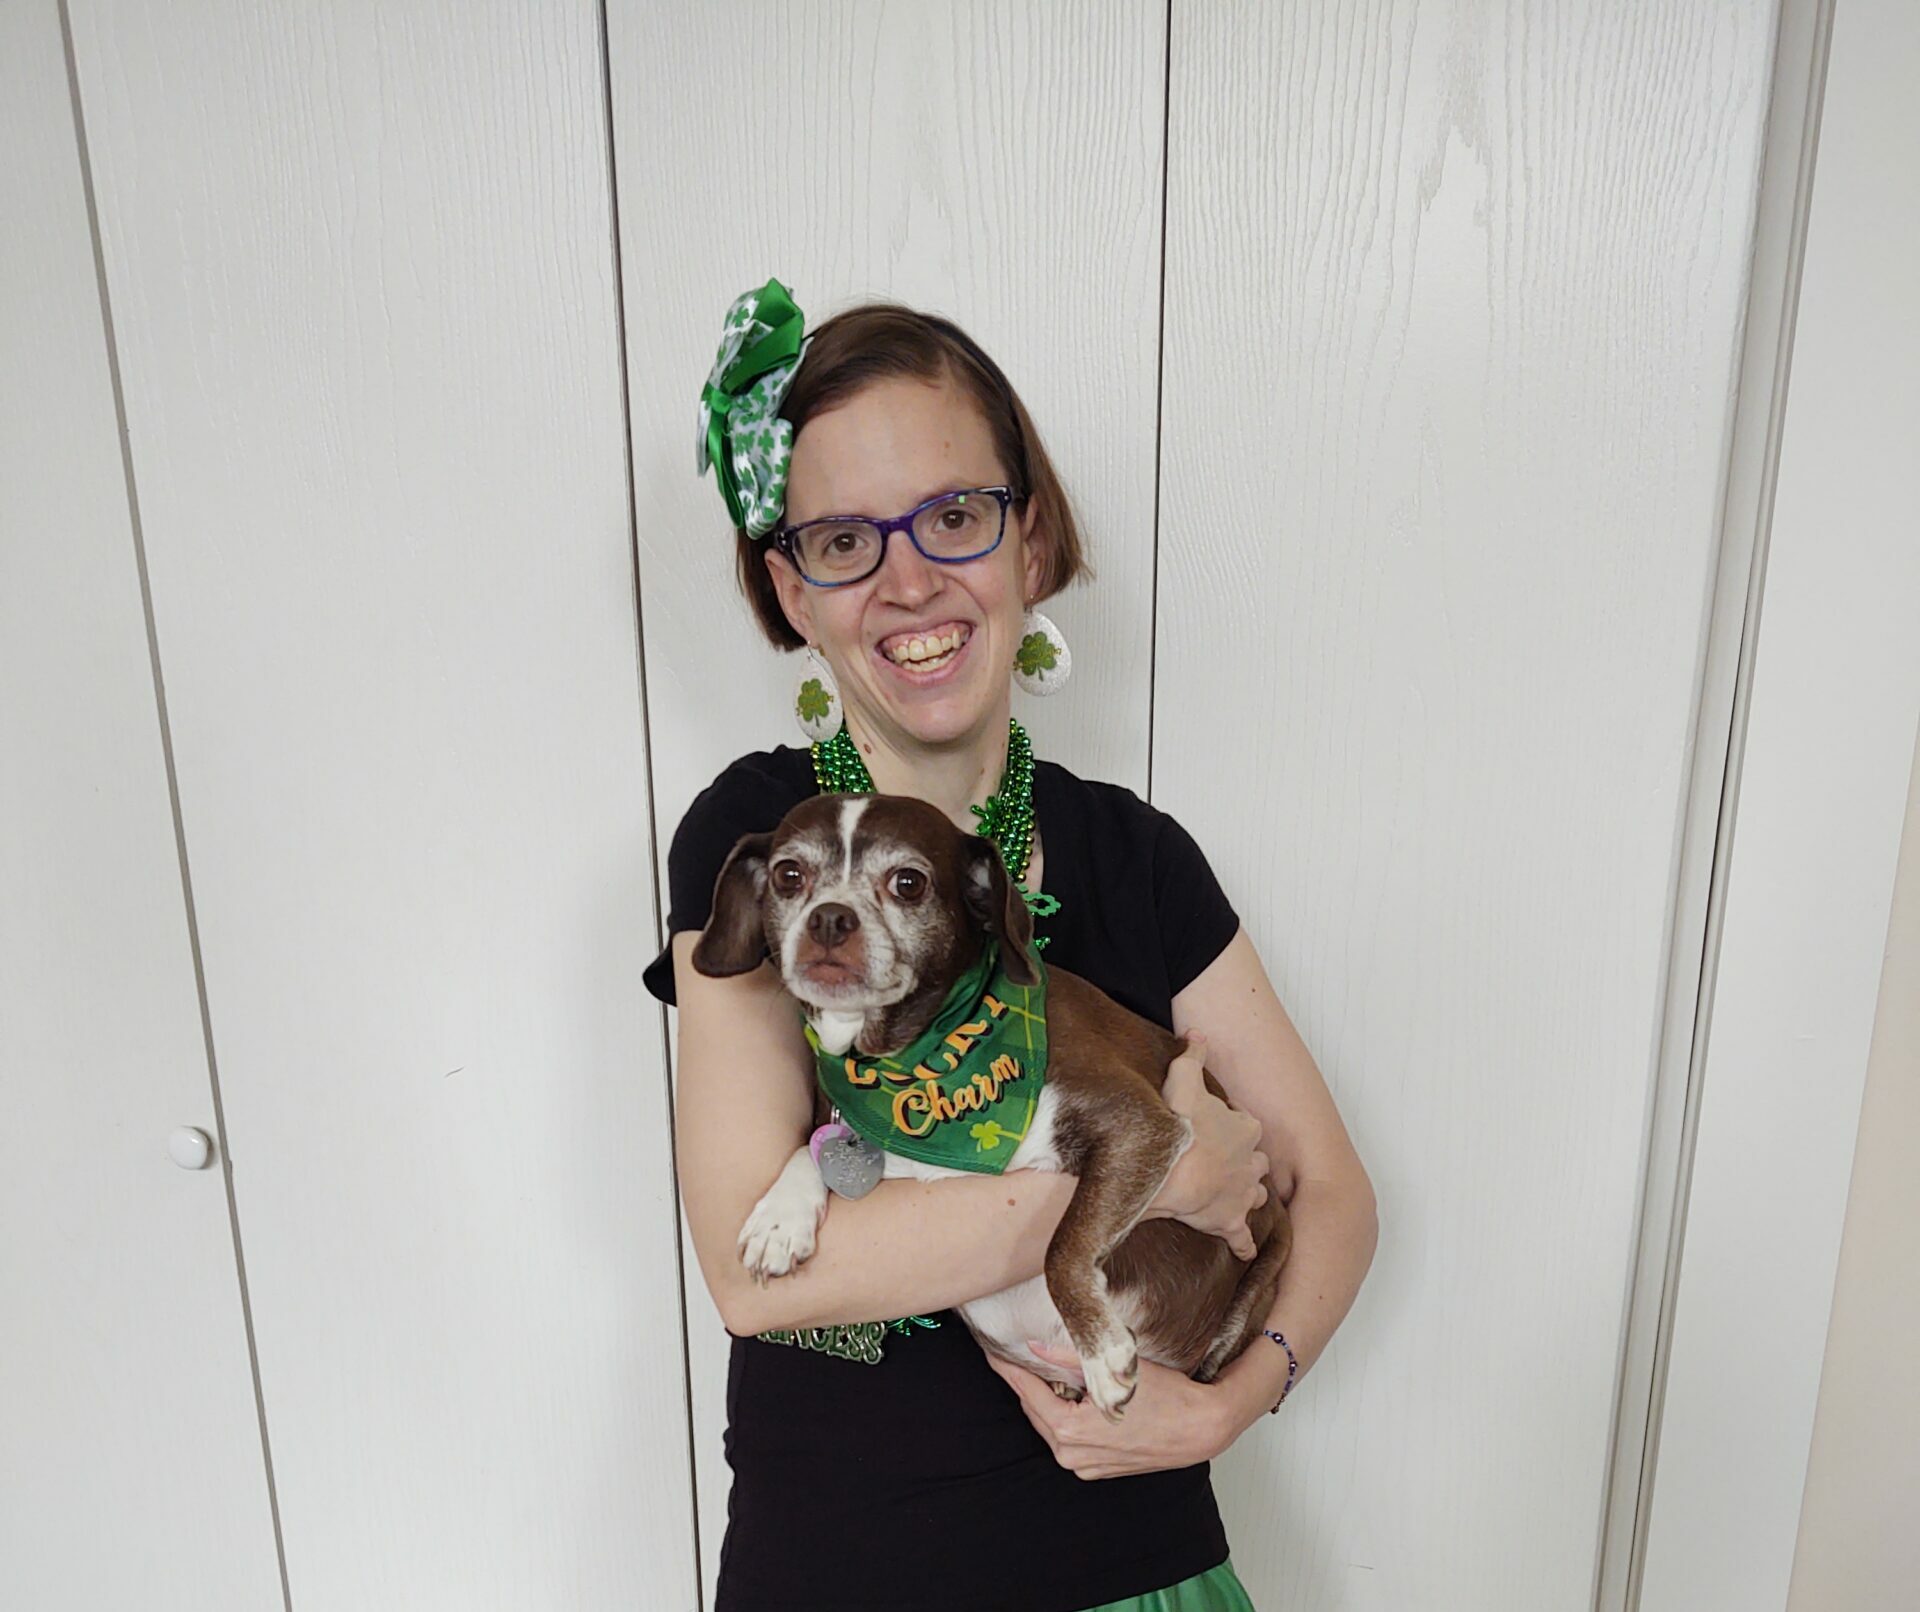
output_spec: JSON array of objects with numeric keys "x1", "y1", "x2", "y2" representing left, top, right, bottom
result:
[
  {"x1": 889, "y1": 868, "x2": 928, "y2": 902},
  {"x1": 826, "y1": 529, "x2": 861, "y2": 553},
  {"x1": 772, "y1": 861, "x2": 806, "y2": 893}
]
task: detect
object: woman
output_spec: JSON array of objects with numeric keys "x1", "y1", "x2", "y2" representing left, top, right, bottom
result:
[{"x1": 642, "y1": 280, "x2": 1379, "y2": 1612}]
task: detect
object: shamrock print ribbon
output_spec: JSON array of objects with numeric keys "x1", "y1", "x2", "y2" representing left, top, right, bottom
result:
[{"x1": 696, "y1": 278, "x2": 808, "y2": 538}]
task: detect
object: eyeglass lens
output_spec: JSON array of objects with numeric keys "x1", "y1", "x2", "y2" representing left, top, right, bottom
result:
[{"x1": 791, "y1": 490, "x2": 1003, "y2": 584}]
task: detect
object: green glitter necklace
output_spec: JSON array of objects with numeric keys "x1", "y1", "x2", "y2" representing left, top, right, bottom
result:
[{"x1": 810, "y1": 716, "x2": 1062, "y2": 941}]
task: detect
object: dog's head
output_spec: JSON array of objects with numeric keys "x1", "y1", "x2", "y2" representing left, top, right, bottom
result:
[{"x1": 690, "y1": 794, "x2": 1038, "y2": 1052}]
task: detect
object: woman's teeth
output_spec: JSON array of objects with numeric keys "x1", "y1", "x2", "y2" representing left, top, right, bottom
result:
[{"x1": 883, "y1": 626, "x2": 970, "y2": 669}]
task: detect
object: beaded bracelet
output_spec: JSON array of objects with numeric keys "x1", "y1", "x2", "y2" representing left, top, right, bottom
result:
[{"x1": 1262, "y1": 1329, "x2": 1299, "y2": 1413}]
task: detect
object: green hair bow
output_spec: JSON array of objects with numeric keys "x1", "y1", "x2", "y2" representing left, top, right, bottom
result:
[{"x1": 696, "y1": 278, "x2": 808, "y2": 538}]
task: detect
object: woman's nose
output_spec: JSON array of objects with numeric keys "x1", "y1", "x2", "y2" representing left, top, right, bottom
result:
[{"x1": 873, "y1": 528, "x2": 941, "y2": 608}]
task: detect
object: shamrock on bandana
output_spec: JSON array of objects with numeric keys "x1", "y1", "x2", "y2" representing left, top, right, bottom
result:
[{"x1": 696, "y1": 278, "x2": 809, "y2": 538}]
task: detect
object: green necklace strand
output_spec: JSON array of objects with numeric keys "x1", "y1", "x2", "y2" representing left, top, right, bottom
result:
[{"x1": 810, "y1": 717, "x2": 1062, "y2": 938}]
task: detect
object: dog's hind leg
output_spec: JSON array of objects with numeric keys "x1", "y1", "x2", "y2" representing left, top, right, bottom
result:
[
  {"x1": 1044, "y1": 1097, "x2": 1193, "y2": 1421},
  {"x1": 1192, "y1": 1201, "x2": 1294, "y2": 1383}
]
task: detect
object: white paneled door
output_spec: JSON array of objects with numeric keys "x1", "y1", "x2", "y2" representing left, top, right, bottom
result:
[
  {"x1": 53, "y1": 2, "x2": 697, "y2": 1607},
  {"x1": 1, "y1": 6, "x2": 282, "y2": 1609},
  {"x1": 1154, "y1": 3, "x2": 1778, "y2": 1608}
]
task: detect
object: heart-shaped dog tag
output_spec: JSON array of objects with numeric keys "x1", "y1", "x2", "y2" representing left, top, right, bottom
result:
[
  {"x1": 809, "y1": 1121, "x2": 852, "y2": 1169},
  {"x1": 817, "y1": 1131, "x2": 884, "y2": 1199}
]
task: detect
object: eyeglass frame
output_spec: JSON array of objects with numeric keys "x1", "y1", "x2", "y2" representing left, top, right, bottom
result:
[{"x1": 770, "y1": 485, "x2": 1018, "y2": 588}]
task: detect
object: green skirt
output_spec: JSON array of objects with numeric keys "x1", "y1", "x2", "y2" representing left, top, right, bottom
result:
[{"x1": 1081, "y1": 1558, "x2": 1256, "y2": 1612}]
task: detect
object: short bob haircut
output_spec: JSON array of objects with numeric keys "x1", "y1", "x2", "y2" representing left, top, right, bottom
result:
[{"x1": 732, "y1": 302, "x2": 1091, "y2": 651}]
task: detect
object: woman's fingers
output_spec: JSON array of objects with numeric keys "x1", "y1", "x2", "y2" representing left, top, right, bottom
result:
[
  {"x1": 983, "y1": 1352, "x2": 1067, "y2": 1455},
  {"x1": 1154, "y1": 1027, "x2": 1268, "y2": 1257},
  {"x1": 1161, "y1": 1031, "x2": 1208, "y2": 1112}
]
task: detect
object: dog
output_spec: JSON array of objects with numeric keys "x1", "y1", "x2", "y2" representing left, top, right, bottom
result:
[{"x1": 690, "y1": 792, "x2": 1292, "y2": 1419}]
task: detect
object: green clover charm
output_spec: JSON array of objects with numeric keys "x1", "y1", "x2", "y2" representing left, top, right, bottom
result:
[
  {"x1": 797, "y1": 677, "x2": 834, "y2": 724},
  {"x1": 1015, "y1": 632, "x2": 1058, "y2": 678}
]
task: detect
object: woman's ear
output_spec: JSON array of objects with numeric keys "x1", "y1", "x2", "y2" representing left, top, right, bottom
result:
[
  {"x1": 1019, "y1": 506, "x2": 1048, "y2": 609},
  {"x1": 763, "y1": 546, "x2": 816, "y2": 645},
  {"x1": 963, "y1": 840, "x2": 1039, "y2": 986},
  {"x1": 690, "y1": 832, "x2": 776, "y2": 977}
]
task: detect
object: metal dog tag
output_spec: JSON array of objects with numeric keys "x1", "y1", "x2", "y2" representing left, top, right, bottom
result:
[{"x1": 817, "y1": 1131, "x2": 884, "y2": 1199}]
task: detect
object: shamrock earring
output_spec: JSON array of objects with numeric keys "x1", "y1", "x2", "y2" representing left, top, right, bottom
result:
[
  {"x1": 1013, "y1": 607, "x2": 1071, "y2": 696},
  {"x1": 794, "y1": 645, "x2": 843, "y2": 742}
]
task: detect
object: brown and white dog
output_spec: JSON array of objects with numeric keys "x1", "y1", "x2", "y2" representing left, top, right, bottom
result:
[{"x1": 692, "y1": 792, "x2": 1292, "y2": 1419}]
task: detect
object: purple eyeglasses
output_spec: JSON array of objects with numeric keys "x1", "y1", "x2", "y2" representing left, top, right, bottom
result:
[{"x1": 773, "y1": 486, "x2": 1015, "y2": 587}]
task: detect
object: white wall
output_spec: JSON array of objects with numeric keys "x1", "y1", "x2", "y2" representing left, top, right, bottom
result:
[{"x1": 1787, "y1": 727, "x2": 1920, "y2": 1609}]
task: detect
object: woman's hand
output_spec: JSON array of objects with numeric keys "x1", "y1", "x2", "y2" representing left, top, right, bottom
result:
[
  {"x1": 984, "y1": 1341, "x2": 1234, "y2": 1478},
  {"x1": 1148, "y1": 1031, "x2": 1270, "y2": 1259}
]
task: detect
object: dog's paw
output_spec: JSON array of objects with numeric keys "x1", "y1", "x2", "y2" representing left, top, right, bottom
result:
[
  {"x1": 1046, "y1": 1378, "x2": 1085, "y2": 1403},
  {"x1": 737, "y1": 1149, "x2": 828, "y2": 1282},
  {"x1": 1080, "y1": 1326, "x2": 1140, "y2": 1421}
]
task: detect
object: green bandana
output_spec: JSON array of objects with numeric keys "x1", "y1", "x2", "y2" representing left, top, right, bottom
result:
[{"x1": 805, "y1": 944, "x2": 1048, "y2": 1173}]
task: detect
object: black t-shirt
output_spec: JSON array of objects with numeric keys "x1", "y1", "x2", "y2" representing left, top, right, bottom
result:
[{"x1": 643, "y1": 744, "x2": 1243, "y2": 1612}]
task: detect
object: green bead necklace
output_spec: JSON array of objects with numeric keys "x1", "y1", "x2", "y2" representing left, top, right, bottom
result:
[{"x1": 811, "y1": 717, "x2": 1061, "y2": 938}]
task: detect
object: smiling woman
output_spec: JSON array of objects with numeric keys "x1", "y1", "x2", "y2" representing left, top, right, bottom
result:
[{"x1": 644, "y1": 281, "x2": 1378, "y2": 1612}]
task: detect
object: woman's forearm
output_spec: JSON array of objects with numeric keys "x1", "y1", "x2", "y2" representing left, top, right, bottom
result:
[
  {"x1": 718, "y1": 1166, "x2": 1080, "y2": 1335},
  {"x1": 1207, "y1": 1175, "x2": 1379, "y2": 1436}
]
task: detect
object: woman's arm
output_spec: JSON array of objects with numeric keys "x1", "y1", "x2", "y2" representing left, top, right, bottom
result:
[
  {"x1": 672, "y1": 931, "x2": 1271, "y2": 1336},
  {"x1": 1176, "y1": 926, "x2": 1378, "y2": 1436}
]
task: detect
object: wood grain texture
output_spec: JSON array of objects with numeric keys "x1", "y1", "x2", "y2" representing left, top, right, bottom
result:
[
  {"x1": 0, "y1": 4, "x2": 285, "y2": 1607},
  {"x1": 63, "y1": 2, "x2": 696, "y2": 1605},
  {"x1": 1156, "y1": 3, "x2": 1773, "y2": 1606},
  {"x1": 606, "y1": 3, "x2": 1166, "y2": 1592}
]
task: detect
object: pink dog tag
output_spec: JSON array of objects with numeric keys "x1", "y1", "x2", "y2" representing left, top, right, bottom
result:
[{"x1": 808, "y1": 1121, "x2": 852, "y2": 1168}]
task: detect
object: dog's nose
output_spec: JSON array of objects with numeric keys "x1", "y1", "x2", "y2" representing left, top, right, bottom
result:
[{"x1": 806, "y1": 902, "x2": 860, "y2": 949}]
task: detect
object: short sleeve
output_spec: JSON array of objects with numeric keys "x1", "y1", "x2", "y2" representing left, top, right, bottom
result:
[
  {"x1": 1152, "y1": 808, "x2": 1241, "y2": 998},
  {"x1": 641, "y1": 748, "x2": 811, "y2": 1006}
]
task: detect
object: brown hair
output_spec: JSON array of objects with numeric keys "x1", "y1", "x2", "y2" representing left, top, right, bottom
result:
[{"x1": 730, "y1": 302, "x2": 1091, "y2": 650}]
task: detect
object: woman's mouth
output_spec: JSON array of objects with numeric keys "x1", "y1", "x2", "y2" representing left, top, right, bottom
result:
[{"x1": 875, "y1": 621, "x2": 973, "y2": 678}]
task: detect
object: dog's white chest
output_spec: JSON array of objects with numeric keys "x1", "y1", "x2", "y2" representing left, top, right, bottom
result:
[{"x1": 876, "y1": 1088, "x2": 1075, "y2": 1376}]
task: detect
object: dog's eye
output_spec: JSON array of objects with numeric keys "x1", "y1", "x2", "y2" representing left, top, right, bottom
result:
[
  {"x1": 889, "y1": 868, "x2": 928, "y2": 902},
  {"x1": 771, "y1": 860, "x2": 807, "y2": 894}
]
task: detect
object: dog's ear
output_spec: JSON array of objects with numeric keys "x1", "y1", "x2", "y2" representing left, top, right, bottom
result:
[
  {"x1": 963, "y1": 839, "x2": 1039, "y2": 987},
  {"x1": 690, "y1": 832, "x2": 776, "y2": 977}
]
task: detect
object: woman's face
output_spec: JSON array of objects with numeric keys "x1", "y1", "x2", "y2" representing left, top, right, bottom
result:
[{"x1": 766, "y1": 373, "x2": 1044, "y2": 752}]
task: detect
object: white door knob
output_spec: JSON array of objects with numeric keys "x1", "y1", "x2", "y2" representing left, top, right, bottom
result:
[{"x1": 169, "y1": 1127, "x2": 214, "y2": 1170}]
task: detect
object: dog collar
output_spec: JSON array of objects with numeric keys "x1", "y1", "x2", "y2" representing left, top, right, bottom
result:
[{"x1": 804, "y1": 943, "x2": 1049, "y2": 1175}]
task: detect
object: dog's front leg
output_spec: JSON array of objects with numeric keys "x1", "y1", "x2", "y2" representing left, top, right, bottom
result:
[
  {"x1": 738, "y1": 1145, "x2": 828, "y2": 1283},
  {"x1": 1046, "y1": 1099, "x2": 1193, "y2": 1420}
]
